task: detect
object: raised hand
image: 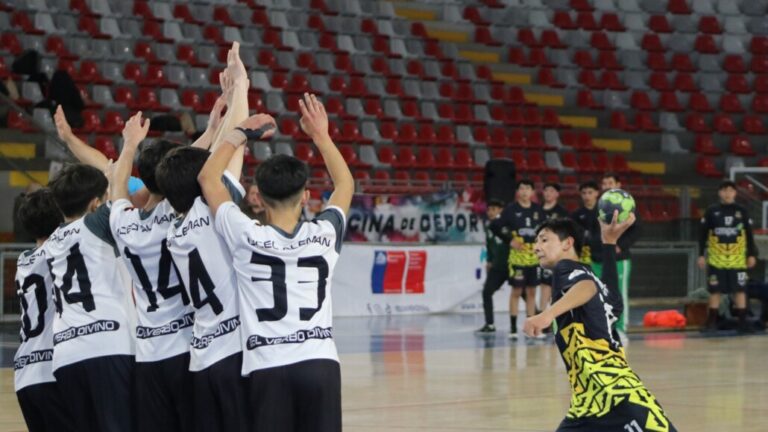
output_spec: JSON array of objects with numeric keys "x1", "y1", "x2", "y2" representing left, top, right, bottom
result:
[
  {"x1": 225, "y1": 41, "x2": 247, "y2": 85},
  {"x1": 237, "y1": 114, "x2": 277, "y2": 141},
  {"x1": 54, "y1": 105, "x2": 74, "y2": 142},
  {"x1": 121, "y1": 111, "x2": 150, "y2": 149},
  {"x1": 298, "y1": 93, "x2": 329, "y2": 141}
]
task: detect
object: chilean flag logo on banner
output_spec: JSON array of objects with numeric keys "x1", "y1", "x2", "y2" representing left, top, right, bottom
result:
[{"x1": 371, "y1": 250, "x2": 427, "y2": 294}]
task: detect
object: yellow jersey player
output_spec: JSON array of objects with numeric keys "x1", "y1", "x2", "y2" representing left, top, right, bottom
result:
[
  {"x1": 524, "y1": 214, "x2": 676, "y2": 432},
  {"x1": 489, "y1": 179, "x2": 542, "y2": 339},
  {"x1": 698, "y1": 180, "x2": 758, "y2": 333}
]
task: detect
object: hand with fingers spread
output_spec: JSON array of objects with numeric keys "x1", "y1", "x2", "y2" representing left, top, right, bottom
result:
[
  {"x1": 122, "y1": 112, "x2": 151, "y2": 150},
  {"x1": 299, "y1": 93, "x2": 330, "y2": 141},
  {"x1": 54, "y1": 105, "x2": 75, "y2": 142}
]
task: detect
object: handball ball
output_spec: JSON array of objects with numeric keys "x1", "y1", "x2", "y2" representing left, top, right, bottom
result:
[{"x1": 598, "y1": 189, "x2": 635, "y2": 223}]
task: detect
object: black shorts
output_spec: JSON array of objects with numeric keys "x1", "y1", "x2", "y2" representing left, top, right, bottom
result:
[
  {"x1": 136, "y1": 352, "x2": 194, "y2": 432},
  {"x1": 540, "y1": 268, "x2": 553, "y2": 286},
  {"x1": 53, "y1": 354, "x2": 135, "y2": 432},
  {"x1": 247, "y1": 359, "x2": 341, "y2": 432},
  {"x1": 510, "y1": 266, "x2": 540, "y2": 288},
  {"x1": 707, "y1": 267, "x2": 748, "y2": 294},
  {"x1": 17, "y1": 382, "x2": 76, "y2": 432},
  {"x1": 191, "y1": 352, "x2": 249, "y2": 432},
  {"x1": 557, "y1": 399, "x2": 677, "y2": 432}
]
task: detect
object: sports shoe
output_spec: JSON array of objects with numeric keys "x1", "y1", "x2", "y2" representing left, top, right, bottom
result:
[
  {"x1": 508, "y1": 330, "x2": 518, "y2": 340},
  {"x1": 475, "y1": 324, "x2": 496, "y2": 334}
]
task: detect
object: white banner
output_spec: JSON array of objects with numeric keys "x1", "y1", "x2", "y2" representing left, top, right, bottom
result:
[{"x1": 332, "y1": 244, "x2": 514, "y2": 316}]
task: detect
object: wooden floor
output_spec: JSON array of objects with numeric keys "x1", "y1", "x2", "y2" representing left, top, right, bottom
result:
[{"x1": 1, "y1": 329, "x2": 767, "y2": 431}]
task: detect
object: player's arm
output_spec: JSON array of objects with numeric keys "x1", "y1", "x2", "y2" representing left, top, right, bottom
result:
[
  {"x1": 616, "y1": 220, "x2": 640, "y2": 252},
  {"x1": 299, "y1": 93, "x2": 354, "y2": 215},
  {"x1": 110, "y1": 112, "x2": 150, "y2": 202},
  {"x1": 209, "y1": 42, "x2": 250, "y2": 179},
  {"x1": 600, "y1": 211, "x2": 635, "y2": 315},
  {"x1": 697, "y1": 208, "x2": 712, "y2": 268},
  {"x1": 54, "y1": 105, "x2": 109, "y2": 170},
  {"x1": 191, "y1": 95, "x2": 227, "y2": 150},
  {"x1": 744, "y1": 208, "x2": 759, "y2": 268},
  {"x1": 489, "y1": 207, "x2": 512, "y2": 243},
  {"x1": 198, "y1": 115, "x2": 276, "y2": 216},
  {"x1": 524, "y1": 280, "x2": 597, "y2": 337}
]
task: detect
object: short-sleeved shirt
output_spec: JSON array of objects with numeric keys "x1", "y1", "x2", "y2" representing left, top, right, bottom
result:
[
  {"x1": 700, "y1": 204, "x2": 757, "y2": 269},
  {"x1": 110, "y1": 199, "x2": 194, "y2": 363},
  {"x1": 14, "y1": 247, "x2": 56, "y2": 390},
  {"x1": 166, "y1": 171, "x2": 244, "y2": 372},
  {"x1": 542, "y1": 203, "x2": 569, "y2": 221},
  {"x1": 552, "y1": 259, "x2": 667, "y2": 426},
  {"x1": 44, "y1": 204, "x2": 136, "y2": 371},
  {"x1": 214, "y1": 201, "x2": 344, "y2": 375},
  {"x1": 499, "y1": 202, "x2": 542, "y2": 268}
]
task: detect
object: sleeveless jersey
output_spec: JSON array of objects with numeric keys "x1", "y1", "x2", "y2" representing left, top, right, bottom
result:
[
  {"x1": 110, "y1": 198, "x2": 194, "y2": 362},
  {"x1": 43, "y1": 205, "x2": 136, "y2": 371},
  {"x1": 214, "y1": 202, "x2": 344, "y2": 375},
  {"x1": 166, "y1": 172, "x2": 244, "y2": 371},
  {"x1": 14, "y1": 247, "x2": 56, "y2": 390}
]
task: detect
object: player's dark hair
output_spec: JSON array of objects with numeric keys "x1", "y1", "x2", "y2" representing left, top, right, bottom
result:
[
  {"x1": 48, "y1": 164, "x2": 108, "y2": 218},
  {"x1": 255, "y1": 154, "x2": 309, "y2": 208},
  {"x1": 602, "y1": 172, "x2": 620, "y2": 183},
  {"x1": 718, "y1": 179, "x2": 737, "y2": 190},
  {"x1": 536, "y1": 217, "x2": 584, "y2": 256},
  {"x1": 138, "y1": 139, "x2": 181, "y2": 194},
  {"x1": 17, "y1": 188, "x2": 63, "y2": 239},
  {"x1": 487, "y1": 198, "x2": 505, "y2": 208},
  {"x1": 517, "y1": 179, "x2": 534, "y2": 189},
  {"x1": 155, "y1": 146, "x2": 209, "y2": 213},
  {"x1": 579, "y1": 181, "x2": 599, "y2": 192},
  {"x1": 543, "y1": 182, "x2": 561, "y2": 192}
]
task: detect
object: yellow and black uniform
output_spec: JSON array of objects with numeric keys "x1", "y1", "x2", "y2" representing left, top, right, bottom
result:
[
  {"x1": 699, "y1": 203, "x2": 758, "y2": 294},
  {"x1": 540, "y1": 204, "x2": 569, "y2": 286},
  {"x1": 491, "y1": 202, "x2": 542, "y2": 288},
  {"x1": 552, "y1": 248, "x2": 676, "y2": 432},
  {"x1": 571, "y1": 206, "x2": 601, "y2": 265}
]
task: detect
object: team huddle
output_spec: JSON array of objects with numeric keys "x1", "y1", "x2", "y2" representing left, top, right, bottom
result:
[{"x1": 13, "y1": 43, "x2": 352, "y2": 432}]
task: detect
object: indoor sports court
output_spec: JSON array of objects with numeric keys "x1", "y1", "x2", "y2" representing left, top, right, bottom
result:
[{"x1": 2, "y1": 315, "x2": 768, "y2": 431}]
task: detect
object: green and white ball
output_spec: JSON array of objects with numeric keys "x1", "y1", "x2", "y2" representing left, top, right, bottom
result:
[{"x1": 598, "y1": 189, "x2": 635, "y2": 223}]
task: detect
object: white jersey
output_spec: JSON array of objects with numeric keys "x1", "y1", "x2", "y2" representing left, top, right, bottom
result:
[
  {"x1": 43, "y1": 205, "x2": 135, "y2": 371},
  {"x1": 167, "y1": 172, "x2": 244, "y2": 371},
  {"x1": 214, "y1": 201, "x2": 345, "y2": 375},
  {"x1": 110, "y1": 199, "x2": 194, "y2": 363},
  {"x1": 14, "y1": 247, "x2": 56, "y2": 391}
]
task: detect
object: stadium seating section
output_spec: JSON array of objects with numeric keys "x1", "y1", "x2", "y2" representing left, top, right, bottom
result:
[{"x1": 5, "y1": 0, "x2": 768, "y2": 220}]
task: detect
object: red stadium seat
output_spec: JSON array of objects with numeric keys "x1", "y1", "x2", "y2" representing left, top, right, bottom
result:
[
  {"x1": 688, "y1": 93, "x2": 713, "y2": 112},
  {"x1": 631, "y1": 91, "x2": 654, "y2": 111},
  {"x1": 751, "y1": 37, "x2": 768, "y2": 55},
  {"x1": 696, "y1": 156, "x2": 723, "y2": 178},
  {"x1": 554, "y1": 11, "x2": 577, "y2": 30},
  {"x1": 668, "y1": 0, "x2": 691, "y2": 14},
  {"x1": 694, "y1": 35, "x2": 719, "y2": 54},
  {"x1": 649, "y1": 73, "x2": 671, "y2": 91},
  {"x1": 94, "y1": 137, "x2": 118, "y2": 160},
  {"x1": 723, "y1": 55, "x2": 747, "y2": 74},
  {"x1": 726, "y1": 75, "x2": 750, "y2": 94},
  {"x1": 517, "y1": 28, "x2": 540, "y2": 47},
  {"x1": 671, "y1": 54, "x2": 695, "y2": 72},
  {"x1": 719, "y1": 94, "x2": 745, "y2": 113},
  {"x1": 730, "y1": 136, "x2": 756, "y2": 156},
  {"x1": 714, "y1": 114, "x2": 737, "y2": 134},
  {"x1": 600, "y1": 13, "x2": 624, "y2": 31},
  {"x1": 753, "y1": 94, "x2": 768, "y2": 112},
  {"x1": 647, "y1": 53, "x2": 669, "y2": 71},
  {"x1": 597, "y1": 51, "x2": 622, "y2": 70},
  {"x1": 649, "y1": 15, "x2": 673, "y2": 33},
  {"x1": 541, "y1": 30, "x2": 566, "y2": 49},
  {"x1": 590, "y1": 31, "x2": 613, "y2": 50},
  {"x1": 673, "y1": 73, "x2": 697, "y2": 92},
  {"x1": 744, "y1": 115, "x2": 767, "y2": 134},
  {"x1": 635, "y1": 112, "x2": 659, "y2": 132},
  {"x1": 659, "y1": 92, "x2": 683, "y2": 111},
  {"x1": 693, "y1": 135, "x2": 721, "y2": 155},
  {"x1": 174, "y1": 4, "x2": 203, "y2": 24},
  {"x1": 642, "y1": 34, "x2": 665, "y2": 52},
  {"x1": 698, "y1": 16, "x2": 722, "y2": 34},
  {"x1": 686, "y1": 113, "x2": 711, "y2": 133},
  {"x1": 576, "y1": 12, "x2": 599, "y2": 31}
]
